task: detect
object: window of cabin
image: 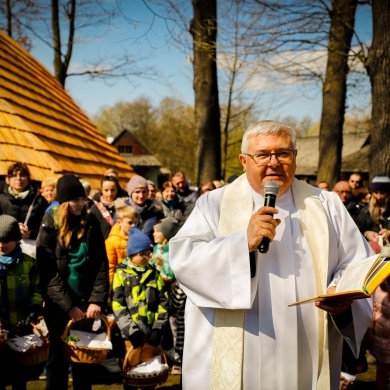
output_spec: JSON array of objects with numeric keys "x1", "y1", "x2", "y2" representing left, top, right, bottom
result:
[{"x1": 118, "y1": 145, "x2": 132, "y2": 154}]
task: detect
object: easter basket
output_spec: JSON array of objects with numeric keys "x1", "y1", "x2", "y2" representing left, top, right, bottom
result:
[
  {"x1": 122, "y1": 341, "x2": 169, "y2": 388},
  {"x1": 7, "y1": 324, "x2": 50, "y2": 366},
  {"x1": 339, "y1": 372, "x2": 355, "y2": 390},
  {"x1": 62, "y1": 314, "x2": 112, "y2": 364},
  {"x1": 0, "y1": 321, "x2": 8, "y2": 352}
]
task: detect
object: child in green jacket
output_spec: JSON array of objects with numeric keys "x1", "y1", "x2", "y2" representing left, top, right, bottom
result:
[
  {"x1": 0, "y1": 214, "x2": 43, "y2": 390},
  {"x1": 112, "y1": 227, "x2": 169, "y2": 351}
]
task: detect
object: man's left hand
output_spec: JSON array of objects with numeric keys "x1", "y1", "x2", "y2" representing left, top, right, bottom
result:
[{"x1": 315, "y1": 286, "x2": 353, "y2": 315}]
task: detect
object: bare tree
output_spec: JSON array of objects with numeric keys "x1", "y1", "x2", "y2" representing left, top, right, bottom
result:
[
  {"x1": 316, "y1": 0, "x2": 358, "y2": 188},
  {"x1": 0, "y1": 0, "x2": 39, "y2": 50},
  {"x1": 367, "y1": 0, "x2": 390, "y2": 178},
  {"x1": 51, "y1": 0, "x2": 75, "y2": 85},
  {"x1": 0, "y1": 0, "x2": 159, "y2": 87},
  {"x1": 190, "y1": 0, "x2": 221, "y2": 186}
]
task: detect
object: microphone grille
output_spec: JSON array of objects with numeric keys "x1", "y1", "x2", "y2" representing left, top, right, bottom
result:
[{"x1": 264, "y1": 181, "x2": 280, "y2": 196}]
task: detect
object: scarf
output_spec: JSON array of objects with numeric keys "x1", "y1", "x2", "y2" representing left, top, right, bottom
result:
[
  {"x1": 8, "y1": 186, "x2": 30, "y2": 199},
  {"x1": 127, "y1": 198, "x2": 152, "y2": 215},
  {"x1": 0, "y1": 244, "x2": 22, "y2": 266},
  {"x1": 162, "y1": 199, "x2": 176, "y2": 211}
]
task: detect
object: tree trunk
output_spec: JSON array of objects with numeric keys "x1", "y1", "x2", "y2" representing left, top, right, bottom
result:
[
  {"x1": 52, "y1": 0, "x2": 76, "y2": 87},
  {"x1": 317, "y1": 0, "x2": 357, "y2": 188},
  {"x1": 367, "y1": 0, "x2": 390, "y2": 180},
  {"x1": 190, "y1": 0, "x2": 221, "y2": 186},
  {"x1": 6, "y1": 0, "x2": 12, "y2": 37}
]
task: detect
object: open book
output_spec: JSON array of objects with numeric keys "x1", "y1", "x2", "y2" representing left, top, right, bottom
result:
[{"x1": 289, "y1": 254, "x2": 390, "y2": 306}]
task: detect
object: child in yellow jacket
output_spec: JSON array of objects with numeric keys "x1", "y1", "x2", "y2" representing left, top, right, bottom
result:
[{"x1": 105, "y1": 204, "x2": 139, "y2": 285}]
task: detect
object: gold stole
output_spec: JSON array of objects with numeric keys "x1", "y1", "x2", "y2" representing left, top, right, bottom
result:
[{"x1": 210, "y1": 174, "x2": 330, "y2": 389}]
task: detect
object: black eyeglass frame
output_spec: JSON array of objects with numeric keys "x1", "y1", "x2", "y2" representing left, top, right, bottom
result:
[{"x1": 244, "y1": 149, "x2": 296, "y2": 166}]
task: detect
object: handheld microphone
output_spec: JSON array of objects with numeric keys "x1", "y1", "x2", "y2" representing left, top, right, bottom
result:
[{"x1": 258, "y1": 181, "x2": 280, "y2": 253}]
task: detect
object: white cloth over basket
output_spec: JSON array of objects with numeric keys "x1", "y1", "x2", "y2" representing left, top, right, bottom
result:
[
  {"x1": 127, "y1": 355, "x2": 169, "y2": 377},
  {"x1": 69, "y1": 329, "x2": 112, "y2": 349},
  {"x1": 7, "y1": 334, "x2": 43, "y2": 352}
]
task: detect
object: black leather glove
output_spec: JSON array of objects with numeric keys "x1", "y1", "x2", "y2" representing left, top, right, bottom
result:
[
  {"x1": 148, "y1": 329, "x2": 162, "y2": 347},
  {"x1": 129, "y1": 331, "x2": 144, "y2": 349}
]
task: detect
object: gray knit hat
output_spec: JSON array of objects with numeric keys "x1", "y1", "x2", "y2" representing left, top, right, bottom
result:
[
  {"x1": 154, "y1": 217, "x2": 180, "y2": 240},
  {"x1": 0, "y1": 215, "x2": 22, "y2": 242},
  {"x1": 126, "y1": 175, "x2": 148, "y2": 196}
]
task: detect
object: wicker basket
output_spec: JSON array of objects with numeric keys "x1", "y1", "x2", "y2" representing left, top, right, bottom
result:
[
  {"x1": 339, "y1": 372, "x2": 355, "y2": 390},
  {"x1": 339, "y1": 378, "x2": 354, "y2": 390},
  {"x1": 8, "y1": 324, "x2": 50, "y2": 366},
  {"x1": 11, "y1": 340, "x2": 50, "y2": 365},
  {"x1": 0, "y1": 324, "x2": 8, "y2": 352},
  {"x1": 62, "y1": 314, "x2": 111, "y2": 364},
  {"x1": 123, "y1": 343, "x2": 169, "y2": 388}
]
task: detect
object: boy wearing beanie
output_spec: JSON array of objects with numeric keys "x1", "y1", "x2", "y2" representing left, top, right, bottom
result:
[
  {"x1": 150, "y1": 217, "x2": 180, "y2": 285},
  {"x1": 111, "y1": 227, "x2": 169, "y2": 370},
  {"x1": 0, "y1": 214, "x2": 43, "y2": 389},
  {"x1": 150, "y1": 217, "x2": 182, "y2": 375}
]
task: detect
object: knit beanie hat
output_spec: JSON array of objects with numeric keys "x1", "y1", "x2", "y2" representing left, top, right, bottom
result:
[
  {"x1": 126, "y1": 175, "x2": 148, "y2": 196},
  {"x1": 56, "y1": 174, "x2": 85, "y2": 204},
  {"x1": 371, "y1": 175, "x2": 390, "y2": 192},
  {"x1": 127, "y1": 227, "x2": 154, "y2": 257},
  {"x1": 0, "y1": 215, "x2": 22, "y2": 242},
  {"x1": 154, "y1": 217, "x2": 180, "y2": 240}
]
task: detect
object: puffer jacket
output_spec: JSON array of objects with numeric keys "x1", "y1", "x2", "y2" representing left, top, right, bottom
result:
[
  {"x1": 105, "y1": 224, "x2": 128, "y2": 284},
  {"x1": 0, "y1": 251, "x2": 42, "y2": 326},
  {"x1": 112, "y1": 260, "x2": 168, "y2": 340},
  {"x1": 0, "y1": 185, "x2": 48, "y2": 239},
  {"x1": 367, "y1": 287, "x2": 390, "y2": 363},
  {"x1": 36, "y1": 210, "x2": 109, "y2": 314}
]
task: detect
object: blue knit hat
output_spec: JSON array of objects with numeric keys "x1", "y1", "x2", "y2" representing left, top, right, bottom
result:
[{"x1": 127, "y1": 227, "x2": 153, "y2": 257}]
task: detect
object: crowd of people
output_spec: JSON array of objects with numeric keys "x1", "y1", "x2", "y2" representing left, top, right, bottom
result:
[
  {"x1": 0, "y1": 119, "x2": 389, "y2": 390},
  {"x1": 0, "y1": 163, "x2": 203, "y2": 390}
]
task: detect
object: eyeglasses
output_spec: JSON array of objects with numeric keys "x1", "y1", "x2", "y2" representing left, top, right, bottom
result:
[{"x1": 244, "y1": 150, "x2": 296, "y2": 166}]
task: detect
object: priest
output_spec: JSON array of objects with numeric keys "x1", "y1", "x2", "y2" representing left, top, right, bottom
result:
[{"x1": 170, "y1": 120, "x2": 373, "y2": 390}]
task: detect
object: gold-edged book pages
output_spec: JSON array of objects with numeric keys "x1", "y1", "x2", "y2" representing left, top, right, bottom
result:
[{"x1": 289, "y1": 254, "x2": 389, "y2": 306}]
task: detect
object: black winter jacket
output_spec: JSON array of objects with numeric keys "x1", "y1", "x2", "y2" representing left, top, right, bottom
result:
[
  {"x1": 0, "y1": 185, "x2": 48, "y2": 239},
  {"x1": 356, "y1": 205, "x2": 390, "y2": 236},
  {"x1": 36, "y1": 211, "x2": 109, "y2": 314}
]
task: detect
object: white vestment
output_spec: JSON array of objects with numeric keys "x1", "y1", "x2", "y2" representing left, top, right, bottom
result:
[{"x1": 170, "y1": 176, "x2": 373, "y2": 390}]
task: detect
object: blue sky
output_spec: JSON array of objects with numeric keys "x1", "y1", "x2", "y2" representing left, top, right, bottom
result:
[{"x1": 30, "y1": 1, "x2": 372, "y2": 122}]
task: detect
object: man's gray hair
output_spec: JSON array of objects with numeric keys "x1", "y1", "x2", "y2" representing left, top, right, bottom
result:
[{"x1": 241, "y1": 120, "x2": 296, "y2": 153}]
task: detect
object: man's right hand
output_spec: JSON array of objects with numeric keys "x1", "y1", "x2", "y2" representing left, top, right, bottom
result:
[
  {"x1": 247, "y1": 206, "x2": 281, "y2": 252},
  {"x1": 67, "y1": 306, "x2": 84, "y2": 322}
]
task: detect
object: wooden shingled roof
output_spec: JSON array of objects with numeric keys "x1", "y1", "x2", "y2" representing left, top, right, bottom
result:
[
  {"x1": 296, "y1": 133, "x2": 370, "y2": 176},
  {"x1": 0, "y1": 30, "x2": 134, "y2": 189}
]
